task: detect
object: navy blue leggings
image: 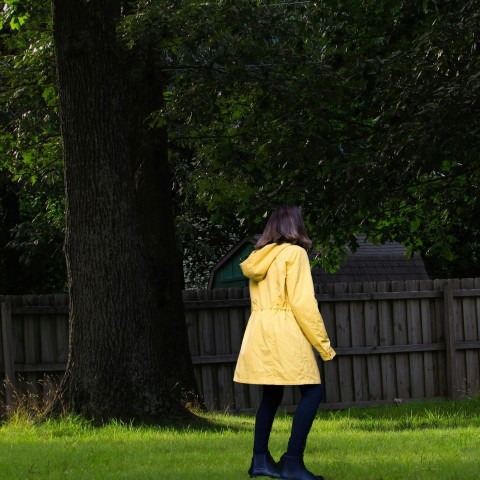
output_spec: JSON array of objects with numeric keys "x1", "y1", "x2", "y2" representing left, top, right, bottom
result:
[{"x1": 253, "y1": 384, "x2": 323, "y2": 457}]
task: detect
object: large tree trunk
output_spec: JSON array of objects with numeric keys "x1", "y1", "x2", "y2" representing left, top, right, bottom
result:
[
  {"x1": 52, "y1": 0, "x2": 186, "y2": 421},
  {"x1": 125, "y1": 39, "x2": 199, "y2": 403}
]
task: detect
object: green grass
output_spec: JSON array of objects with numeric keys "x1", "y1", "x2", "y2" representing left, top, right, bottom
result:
[{"x1": 1, "y1": 398, "x2": 480, "y2": 479}]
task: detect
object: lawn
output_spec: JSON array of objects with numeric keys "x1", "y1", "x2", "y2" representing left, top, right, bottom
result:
[{"x1": 1, "y1": 397, "x2": 479, "y2": 479}]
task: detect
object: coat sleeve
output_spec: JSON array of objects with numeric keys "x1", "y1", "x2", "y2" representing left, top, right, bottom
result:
[{"x1": 286, "y1": 247, "x2": 336, "y2": 361}]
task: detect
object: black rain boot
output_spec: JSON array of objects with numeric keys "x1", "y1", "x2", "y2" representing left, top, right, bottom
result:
[
  {"x1": 278, "y1": 454, "x2": 324, "y2": 480},
  {"x1": 248, "y1": 451, "x2": 282, "y2": 478}
]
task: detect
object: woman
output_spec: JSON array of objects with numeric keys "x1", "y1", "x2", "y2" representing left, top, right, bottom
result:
[{"x1": 234, "y1": 204, "x2": 336, "y2": 480}]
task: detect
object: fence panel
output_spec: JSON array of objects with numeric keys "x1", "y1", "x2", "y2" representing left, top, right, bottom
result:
[
  {"x1": 433, "y1": 279, "x2": 448, "y2": 397},
  {"x1": 349, "y1": 282, "x2": 368, "y2": 402},
  {"x1": 229, "y1": 288, "x2": 249, "y2": 410},
  {"x1": 2, "y1": 280, "x2": 480, "y2": 412},
  {"x1": 406, "y1": 280, "x2": 424, "y2": 398},
  {"x1": 334, "y1": 283, "x2": 353, "y2": 404},
  {"x1": 392, "y1": 281, "x2": 410, "y2": 399},
  {"x1": 458, "y1": 279, "x2": 480, "y2": 396},
  {"x1": 419, "y1": 280, "x2": 435, "y2": 397},
  {"x1": 364, "y1": 282, "x2": 382, "y2": 401},
  {"x1": 377, "y1": 281, "x2": 396, "y2": 400},
  {"x1": 317, "y1": 283, "x2": 339, "y2": 404}
]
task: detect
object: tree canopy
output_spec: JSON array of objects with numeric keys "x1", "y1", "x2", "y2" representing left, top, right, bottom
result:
[
  {"x1": 0, "y1": 0, "x2": 65, "y2": 292},
  {"x1": 1, "y1": 0, "x2": 479, "y2": 293},
  {"x1": 160, "y1": 0, "x2": 480, "y2": 278}
]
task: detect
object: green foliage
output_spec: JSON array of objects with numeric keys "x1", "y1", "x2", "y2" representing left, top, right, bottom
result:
[
  {"x1": 157, "y1": 0, "x2": 480, "y2": 277},
  {"x1": 177, "y1": 212, "x2": 239, "y2": 289},
  {"x1": 153, "y1": 1, "x2": 358, "y2": 271},
  {"x1": 0, "y1": 1, "x2": 29, "y2": 30},
  {"x1": 0, "y1": 0, "x2": 65, "y2": 292},
  {"x1": 361, "y1": 0, "x2": 480, "y2": 276},
  {"x1": 2, "y1": 0, "x2": 480, "y2": 289}
]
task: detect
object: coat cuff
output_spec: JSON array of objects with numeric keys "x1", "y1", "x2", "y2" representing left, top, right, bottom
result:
[{"x1": 319, "y1": 347, "x2": 336, "y2": 361}]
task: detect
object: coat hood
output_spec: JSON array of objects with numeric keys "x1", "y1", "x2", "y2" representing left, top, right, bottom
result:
[{"x1": 240, "y1": 243, "x2": 291, "y2": 282}]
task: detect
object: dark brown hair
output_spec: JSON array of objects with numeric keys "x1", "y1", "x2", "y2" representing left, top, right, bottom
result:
[{"x1": 255, "y1": 204, "x2": 312, "y2": 250}]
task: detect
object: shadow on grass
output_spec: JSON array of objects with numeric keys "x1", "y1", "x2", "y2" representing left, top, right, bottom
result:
[
  {"x1": 1, "y1": 376, "x2": 253, "y2": 433},
  {"x1": 0, "y1": 386, "x2": 253, "y2": 435}
]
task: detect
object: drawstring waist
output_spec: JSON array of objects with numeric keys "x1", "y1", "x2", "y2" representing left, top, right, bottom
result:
[{"x1": 251, "y1": 306, "x2": 292, "y2": 312}]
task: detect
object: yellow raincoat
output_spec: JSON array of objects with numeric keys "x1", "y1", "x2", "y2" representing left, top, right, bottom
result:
[{"x1": 233, "y1": 243, "x2": 336, "y2": 385}]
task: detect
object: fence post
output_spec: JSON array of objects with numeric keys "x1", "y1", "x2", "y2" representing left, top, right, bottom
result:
[
  {"x1": 443, "y1": 282, "x2": 458, "y2": 399},
  {"x1": 1, "y1": 302, "x2": 16, "y2": 406}
]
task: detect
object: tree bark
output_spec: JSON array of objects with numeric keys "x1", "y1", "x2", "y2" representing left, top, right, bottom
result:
[
  {"x1": 125, "y1": 38, "x2": 199, "y2": 404},
  {"x1": 51, "y1": 0, "x2": 186, "y2": 421}
]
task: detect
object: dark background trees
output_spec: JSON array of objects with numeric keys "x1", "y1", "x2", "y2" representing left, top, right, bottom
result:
[
  {"x1": 2, "y1": 1, "x2": 480, "y2": 293},
  {"x1": 0, "y1": 0, "x2": 65, "y2": 293},
  {"x1": 160, "y1": 0, "x2": 480, "y2": 279}
]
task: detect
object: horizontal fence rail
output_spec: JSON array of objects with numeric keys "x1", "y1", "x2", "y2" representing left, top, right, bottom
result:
[{"x1": 1, "y1": 279, "x2": 480, "y2": 412}]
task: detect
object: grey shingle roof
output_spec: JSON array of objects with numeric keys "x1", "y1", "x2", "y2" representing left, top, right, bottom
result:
[{"x1": 311, "y1": 234, "x2": 429, "y2": 283}]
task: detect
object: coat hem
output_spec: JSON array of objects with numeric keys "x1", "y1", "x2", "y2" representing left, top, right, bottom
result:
[{"x1": 233, "y1": 379, "x2": 321, "y2": 386}]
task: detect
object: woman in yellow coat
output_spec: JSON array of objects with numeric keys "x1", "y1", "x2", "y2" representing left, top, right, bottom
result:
[{"x1": 234, "y1": 204, "x2": 336, "y2": 480}]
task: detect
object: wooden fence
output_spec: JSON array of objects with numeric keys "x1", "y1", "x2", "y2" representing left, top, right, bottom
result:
[
  {"x1": 1, "y1": 279, "x2": 480, "y2": 412},
  {"x1": 184, "y1": 279, "x2": 480, "y2": 411},
  {"x1": 0, "y1": 294, "x2": 68, "y2": 407}
]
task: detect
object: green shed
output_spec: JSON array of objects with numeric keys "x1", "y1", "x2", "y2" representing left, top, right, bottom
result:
[{"x1": 207, "y1": 238, "x2": 254, "y2": 289}]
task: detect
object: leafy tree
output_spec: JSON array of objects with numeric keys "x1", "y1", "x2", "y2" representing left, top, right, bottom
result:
[
  {"x1": 158, "y1": 0, "x2": 355, "y2": 269},
  {"x1": 367, "y1": 0, "x2": 480, "y2": 277},
  {"x1": 322, "y1": 0, "x2": 480, "y2": 276},
  {"x1": 160, "y1": 0, "x2": 480, "y2": 277},
  {"x1": 0, "y1": 0, "x2": 65, "y2": 292}
]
